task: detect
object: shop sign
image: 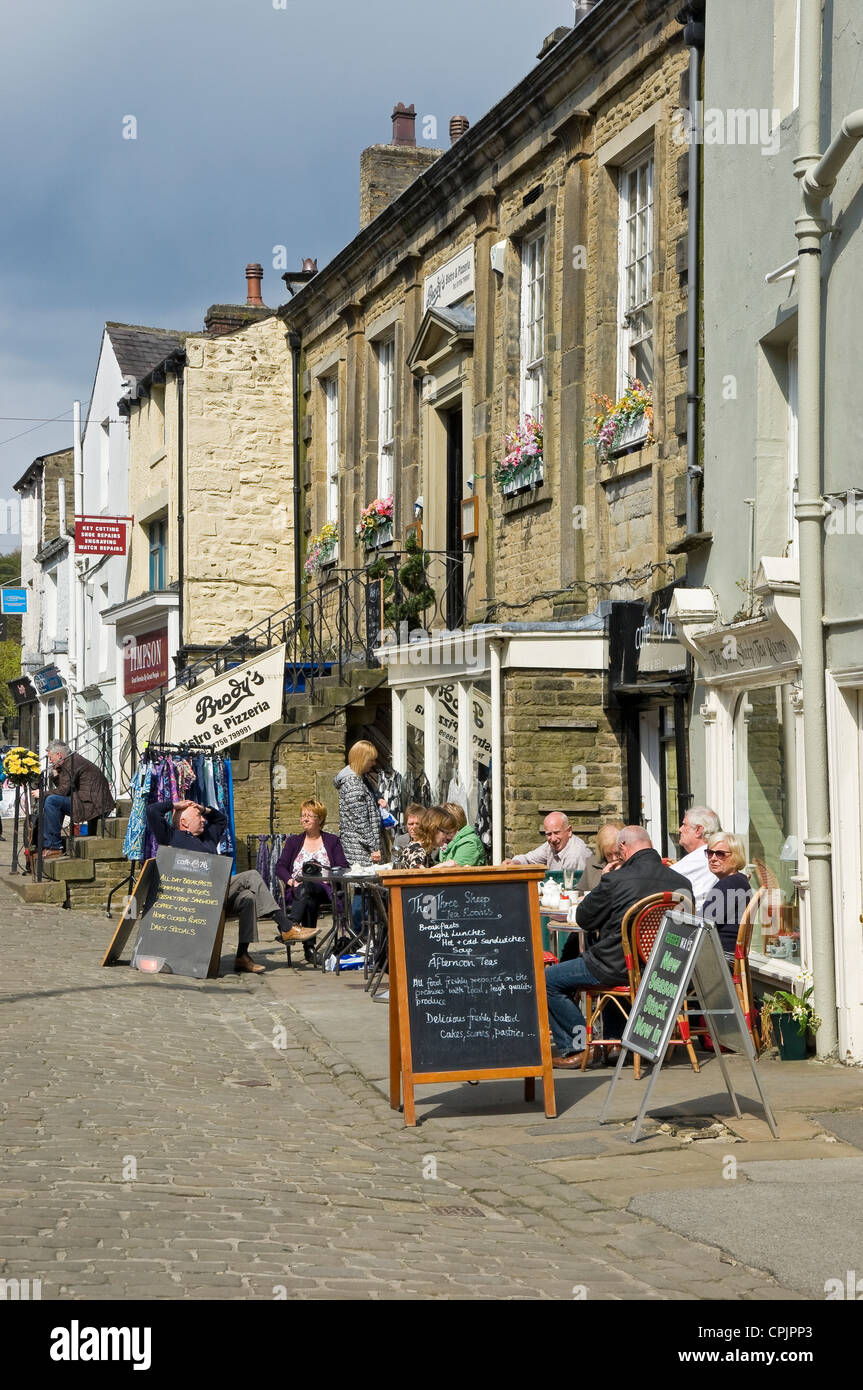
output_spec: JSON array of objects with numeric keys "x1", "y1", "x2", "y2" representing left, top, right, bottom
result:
[
  {"x1": 636, "y1": 586, "x2": 687, "y2": 675},
  {"x1": 406, "y1": 683, "x2": 491, "y2": 760},
  {"x1": 696, "y1": 620, "x2": 799, "y2": 682},
  {"x1": 7, "y1": 675, "x2": 37, "y2": 706},
  {"x1": 74, "y1": 516, "x2": 131, "y2": 555},
  {"x1": 423, "y1": 246, "x2": 475, "y2": 311},
  {"x1": 0, "y1": 588, "x2": 27, "y2": 614},
  {"x1": 33, "y1": 664, "x2": 64, "y2": 695},
  {"x1": 166, "y1": 644, "x2": 286, "y2": 753},
  {"x1": 123, "y1": 627, "x2": 169, "y2": 696}
]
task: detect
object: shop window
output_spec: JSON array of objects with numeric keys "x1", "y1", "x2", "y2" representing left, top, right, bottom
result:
[
  {"x1": 733, "y1": 684, "x2": 800, "y2": 963},
  {"x1": 617, "y1": 152, "x2": 654, "y2": 394}
]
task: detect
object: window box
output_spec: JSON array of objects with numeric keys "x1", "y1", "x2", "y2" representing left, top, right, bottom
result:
[
  {"x1": 501, "y1": 461, "x2": 544, "y2": 496},
  {"x1": 364, "y1": 519, "x2": 394, "y2": 549},
  {"x1": 608, "y1": 414, "x2": 649, "y2": 456},
  {"x1": 357, "y1": 496, "x2": 394, "y2": 550}
]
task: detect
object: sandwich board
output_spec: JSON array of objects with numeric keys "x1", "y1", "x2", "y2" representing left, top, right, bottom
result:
[
  {"x1": 599, "y1": 910, "x2": 778, "y2": 1142},
  {"x1": 102, "y1": 847, "x2": 232, "y2": 979}
]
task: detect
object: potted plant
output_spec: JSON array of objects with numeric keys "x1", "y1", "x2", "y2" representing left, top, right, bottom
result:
[
  {"x1": 357, "y1": 495, "x2": 394, "y2": 549},
  {"x1": 493, "y1": 414, "x2": 543, "y2": 496},
  {"x1": 303, "y1": 521, "x2": 338, "y2": 580},
  {"x1": 587, "y1": 377, "x2": 654, "y2": 461},
  {"x1": 761, "y1": 972, "x2": 821, "y2": 1059}
]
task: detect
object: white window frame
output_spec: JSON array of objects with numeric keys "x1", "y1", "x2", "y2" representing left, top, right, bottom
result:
[
  {"x1": 520, "y1": 230, "x2": 545, "y2": 421},
  {"x1": 377, "y1": 339, "x2": 395, "y2": 500},
  {"x1": 617, "y1": 152, "x2": 655, "y2": 397},
  {"x1": 324, "y1": 375, "x2": 340, "y2": 546}
]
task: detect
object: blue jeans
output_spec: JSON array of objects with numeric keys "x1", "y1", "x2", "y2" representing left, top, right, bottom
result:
[
  {"x1": 545, "y1": 956, "x2": 601, "y2": 1056},
  {"x1": 42, "y1": 795, "x2": 72, "y2": 850}
]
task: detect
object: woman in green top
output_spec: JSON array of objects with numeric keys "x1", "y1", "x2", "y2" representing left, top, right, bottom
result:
[{"x1": 431, "y1": 801, "x2": 487, "y2": 868}]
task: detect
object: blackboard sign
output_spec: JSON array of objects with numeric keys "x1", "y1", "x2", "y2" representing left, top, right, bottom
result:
[
  {"x1": 384, "y1": 867, "x2": 555, "y2": 1126},
  {"x1": 365, "y1": 577, "x2": 383, "y2": 657},
  {"x1": 401, "y1": 880, "x2": 543, "y2": 1072},
  {"x1": 622, "y1": 913, "x2": 701, "y2": 1062},
  {"x1": 128, "y1": 847, "x2": 232, "y2": 979}
]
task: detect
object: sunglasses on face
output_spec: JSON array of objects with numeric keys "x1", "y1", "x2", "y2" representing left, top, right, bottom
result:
[{"x1": 706, "y1": 849, "x2": 730, "y2": 859}]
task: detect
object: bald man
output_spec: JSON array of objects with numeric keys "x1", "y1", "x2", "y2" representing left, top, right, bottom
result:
[
  {"x1": 546, "y1": 825, "x2": 693, "y2": 1067},
  {"x1": 146, "y1": 799, "x2": 306, "y2": 974},
  {"x1": 504, "y1": 812, "x2": 591, "y2": 873}
]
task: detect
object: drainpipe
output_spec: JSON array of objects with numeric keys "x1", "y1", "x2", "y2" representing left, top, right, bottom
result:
[
  {"x1": 174, "y1": 361, "x2": 185, "y2": 665},
  {"x1": 490, "y1": 636, "x2": 503, "y2": 863},
  {"x1": 287, "y1": 331, "x2": 303, "y2": 622},
  {"x1": 73, "y1": 399, "x2": 84, "y2": 740},
  {"x1": 792, "y1": 0, "x2": 863, "y2": 1057},
  {"x1": 680, "y1": 3, "x2": 705, "y2": 536}
]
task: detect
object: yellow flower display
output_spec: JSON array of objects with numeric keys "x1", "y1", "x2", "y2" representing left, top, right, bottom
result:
[{"x1": 2, "y1": 746, "x2": 41, "y2": 786}]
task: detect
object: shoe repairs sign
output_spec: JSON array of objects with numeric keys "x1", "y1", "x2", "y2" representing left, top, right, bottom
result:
[{"x1": 166, "y1": 644, "x2": 286, "y2": 752}]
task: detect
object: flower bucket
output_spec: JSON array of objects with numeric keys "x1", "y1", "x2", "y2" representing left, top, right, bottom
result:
[{"x1": 772, "y1": 1012, "x2": 808, "y2": 1060}]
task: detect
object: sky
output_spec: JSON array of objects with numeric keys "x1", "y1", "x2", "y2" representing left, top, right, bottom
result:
[{"x1": 0, "y1": 0, "x2": 576, "y2": 555}]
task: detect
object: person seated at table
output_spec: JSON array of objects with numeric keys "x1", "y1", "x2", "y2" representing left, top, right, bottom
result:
[
  {"x1": 702, "y1": 832, "x2": 752, "y2": 956},
  {"x1": 578, "y1": 819, "x2": 625, "y2": 892},
  {"x1": 501, "y1": 810, "x2": 591, "y2": 874},
  {"x1": 274, "y1": 800, "x2": 350, "y2": 954},
  {"x1": 430, "y1": 802, "x2": 486, "y2": 869},
  {"x1": 146, "y1": 799, "x2": 289, "y2": 974},
  {"x1": 546, "y1": 826, "x2": 692, "y2": 1067},
  {"x1": 393, "y1": 802, "x2": 426, "y2": 867},
  {"x1": 398, "y1": 806, "x2": 458, "y2": 869}
]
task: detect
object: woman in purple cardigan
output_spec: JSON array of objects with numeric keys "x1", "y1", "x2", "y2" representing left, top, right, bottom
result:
[{"x1": 274, "y1": 800, "x2": 349, "y2": 955}]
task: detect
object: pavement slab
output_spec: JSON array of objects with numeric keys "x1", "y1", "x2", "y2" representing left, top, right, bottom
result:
[{"x1": 2, "y1": 881, "x2": 862, "y2": 1301}]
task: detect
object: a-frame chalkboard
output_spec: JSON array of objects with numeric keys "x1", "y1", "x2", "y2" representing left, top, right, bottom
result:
[
  {"x1": 383, "y1": 866, "x2": 556, "y2": 1126},
  {"x1": 600, "y1": 909, "x2": 778, "y2": 1142},
  {"x1": 102, "y1": 847, "x2": 232, "y2": 979}
]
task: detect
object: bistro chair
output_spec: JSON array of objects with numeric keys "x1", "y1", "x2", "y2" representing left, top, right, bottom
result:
[
  {"x1": 731, "y1": 887, "x2": 767, "y2": 1050},
  {"x1": 577, "y1": 932, "x2": 634, "y2": 1072},
  {"x1": 622, "y1": 890, "x2": 697, "y2": 1080}
]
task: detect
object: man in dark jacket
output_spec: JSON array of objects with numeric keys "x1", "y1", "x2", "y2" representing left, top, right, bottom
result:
[
  {"x1": 146, "y1": 799, "x2": 301, "y2": 974},
  {"x1": 41, "y1": 741, "x2": 115, "y2": 856},
  {"x1": 546, "y1": 826, "x2": 693, "y2": 1067}
]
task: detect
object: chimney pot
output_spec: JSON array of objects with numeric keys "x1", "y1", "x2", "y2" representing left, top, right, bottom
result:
[
  {"x1": 301, "y1": 257, "x2": 318, "y2": 275},
  {"x1": 449, "y1": 115, "x2": 470, "y2": 145},
  {"x1": 391, "y1": 101, "x2": 417, "y2": 147},
  {"x1": 245, "y1": 262, "x2": 264, "y2": 306}
]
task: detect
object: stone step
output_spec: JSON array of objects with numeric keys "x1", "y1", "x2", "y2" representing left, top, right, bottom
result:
[
  {"x1": 71, "y1": 836, "x2": 127, "y2": 861},
  {"x1": 0, "y1": 872, "x2": 66, "y2": 905}
]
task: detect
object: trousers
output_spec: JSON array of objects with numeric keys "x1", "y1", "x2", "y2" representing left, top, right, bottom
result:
[
  {"x1": 42, "y1": 795, "x2": 72, "y2": 850},
  {"x1": 544, "y1": 956, "x2": 602, "y2": 1055},
  {"x1": 226, "y1": 869, "x2": 282, "y2": 946}
]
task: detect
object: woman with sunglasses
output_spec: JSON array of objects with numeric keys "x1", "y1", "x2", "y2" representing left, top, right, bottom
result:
[{"x1": 702, "y1": 832, "x2": 751, "y2": 956}]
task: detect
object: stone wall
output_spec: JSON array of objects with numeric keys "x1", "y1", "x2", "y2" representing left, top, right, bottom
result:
[
  {"x1": 41, "y1": 450, "x2": 73, "y2": 545},
  {"x1": 502, "y1": 669, "x2": 625, "y2": 855},
  {"x1": 359, "y1": 145, "x2": 442, "y2": 229}
]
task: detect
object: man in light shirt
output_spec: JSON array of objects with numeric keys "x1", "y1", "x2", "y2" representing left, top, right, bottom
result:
[
  {"x1": 674, "y1": 805, "x2": 721, "y2": 912},
  {"x1": 503, "y1": 811, "x2": 591, "y2": 874}
]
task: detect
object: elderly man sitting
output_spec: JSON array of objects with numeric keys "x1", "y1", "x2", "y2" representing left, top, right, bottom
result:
[
  {"x1": 674, "y1": 805, "x2": 721, "y2": 913},
  {"x1": 545, "y1": 825, "x2": 692, "y2": 1067},
  {"x1": 503, "y1": 811, "x2": 591, "y2": 874},
  {"x1": 146, "y1": 799, "x2": 304, "y2": 974}
]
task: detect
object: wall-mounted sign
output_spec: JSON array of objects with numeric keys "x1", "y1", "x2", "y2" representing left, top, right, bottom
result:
[
  {"x1": 33, "y1": 664, "x2": 64, "y2": 695},
  {"x1": 695, "y1": 618, "x2": 800, "y2": 683},
  {"x1": 406, "y1": 683, "x2": 491, "y2": 761},
  {"x1": 1, "y1": 588, "x2": 27, "y2": 614},
  {"x1": 423, "y1": 246, "x2": 475, "y2": 311},
  {"x1": 166, "y1": 644, "x2": 286, "y2": 752},
  {"x1": 7, "y1": 676, "x2": 37, "y2": 706},
  {"x1": 74, "y1": 515, "x2": 132, "y2": 555},
  {"x1": 123, "y1": 627, "x2": 169, "y2": 696}
]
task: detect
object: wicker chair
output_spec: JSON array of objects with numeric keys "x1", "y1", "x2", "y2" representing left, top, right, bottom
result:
[
  {"x1": 731, "y1": 886, "x2": 767, "y2": 1050},
  {"x1": 622, "y1": 890, "x2": 698, "y2": 1080},
  {"x1": 577, "y1": 953, "x2": 633, "y2": 1071}
]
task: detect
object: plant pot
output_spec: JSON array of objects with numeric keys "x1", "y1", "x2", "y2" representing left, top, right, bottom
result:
[{"x1": 771, "y1": 1011, "x2": 808, "y2": 1060}]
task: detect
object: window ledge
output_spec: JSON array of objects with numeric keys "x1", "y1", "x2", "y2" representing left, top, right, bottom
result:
[
  {"x1": 598, "y1": 441, "x2": 658, "y2": 483},
  {"x1": 501, "y1": 483, "x2": 550, "y2": 517}
]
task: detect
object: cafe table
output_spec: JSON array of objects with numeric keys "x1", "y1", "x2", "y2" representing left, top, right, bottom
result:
[{"x1": 313, "y1": 866, "x2": 390, "y2": 994}]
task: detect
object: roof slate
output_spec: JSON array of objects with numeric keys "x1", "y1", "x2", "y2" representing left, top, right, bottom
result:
[{"x1": 104, "y1": 322, "x2": 188, "y2": 379}]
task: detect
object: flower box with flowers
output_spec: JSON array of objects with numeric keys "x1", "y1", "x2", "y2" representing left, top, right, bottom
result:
[
  {"x1": 303, "y1": 522, "x2": 339, "y2": 580},
  {"x1": 357, "y1": 496, "x2": 394, "y2": 549},
  {"x1": 587, "y1": 379, "x2": 654, "y2": 462},
  {"x1": 494, "y1": 414, "x2": 543, "y2": 496}
]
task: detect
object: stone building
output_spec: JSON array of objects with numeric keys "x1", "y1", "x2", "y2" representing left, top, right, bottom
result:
[{"x1": 283, "y1": 0, "x2": 697, "y2": 859}]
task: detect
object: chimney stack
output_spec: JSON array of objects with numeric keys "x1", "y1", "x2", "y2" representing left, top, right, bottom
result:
[
  {"x1": 391, "y1": 102, "x2": 417, "y2": 146},
  {"x1": 449, "y1": 115, "x2": 470, "y2": 145},
  {"x1": 245, "y1": 263, "x2": 264, "y2": 306}
]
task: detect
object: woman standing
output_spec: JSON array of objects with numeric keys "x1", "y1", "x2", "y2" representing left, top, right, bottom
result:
[{"x1": 333, "y1": 740, "x2": 382, "y2": 866}]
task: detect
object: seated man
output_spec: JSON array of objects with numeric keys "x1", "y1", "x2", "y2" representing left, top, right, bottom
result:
[
  {"x1": 41, "y1": 740, "x2": 115, "y2": 859},
  {"x1": 502, "y1": 811, "x2": 591, "y2": 874},
  {"x1": 146, "y1": 799, "x2": 299, "y2": 974},
  {"x1": 545, "y1": 825, "x2": 693, "y2": 1067},
  {"x1": 673, "y1": 805, "x2": 721, "y2": 913}
]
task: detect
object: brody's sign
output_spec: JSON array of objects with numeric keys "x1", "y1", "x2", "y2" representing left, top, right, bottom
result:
[
  {"x1": 167, "y1": 644, "x2": 286, "y2": 752},
  {"x1": 423, "y1": 246, "x2": 475, "y2": 311}
]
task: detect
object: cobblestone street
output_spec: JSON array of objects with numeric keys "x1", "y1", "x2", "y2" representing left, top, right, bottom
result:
[{"x1": 1, "y1": 882, "x2": 833, "y2": 1302}]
